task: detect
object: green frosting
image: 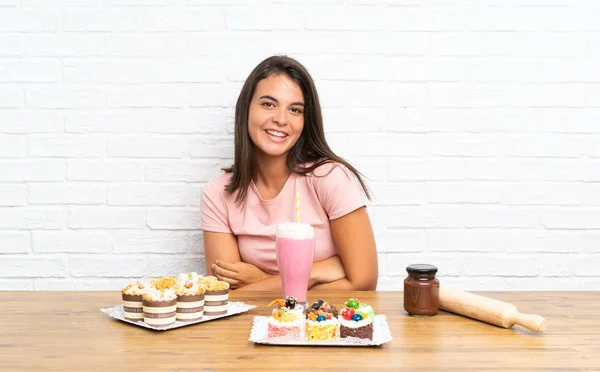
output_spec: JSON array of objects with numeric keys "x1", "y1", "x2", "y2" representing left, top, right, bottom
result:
[
  {"x1": 346, "y1": 298, "x2": 360, "y2": 309},
  {"x1": 358, "y1": 303, "x2": 375, "y2": 321}
]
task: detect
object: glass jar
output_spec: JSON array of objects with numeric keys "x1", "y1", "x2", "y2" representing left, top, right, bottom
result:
[{"x1": 403, "y1": 264, "x2": 440, "y2": 316}]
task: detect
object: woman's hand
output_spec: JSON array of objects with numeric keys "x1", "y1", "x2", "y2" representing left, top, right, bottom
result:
[{"x1": 212, "y1": 260, "x2": 272, "y2": 290}]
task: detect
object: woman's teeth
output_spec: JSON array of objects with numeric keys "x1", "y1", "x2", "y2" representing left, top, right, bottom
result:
[{"x1": 266, "y1": 130, "x2": 287, "y2": 138}]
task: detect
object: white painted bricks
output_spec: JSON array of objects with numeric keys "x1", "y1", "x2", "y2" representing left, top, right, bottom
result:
[{"x1": 1, "y1": 0, "x2": 599, "y2": 291}]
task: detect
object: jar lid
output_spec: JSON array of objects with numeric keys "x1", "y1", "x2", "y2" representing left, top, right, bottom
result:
[{"x1": 406, "y1": 264, "x2": 438, "y2": 274}]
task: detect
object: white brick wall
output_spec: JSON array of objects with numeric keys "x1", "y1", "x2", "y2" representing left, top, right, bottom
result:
[{"x1": 1, "y1": 0, "x2": 599, "y2": 291}]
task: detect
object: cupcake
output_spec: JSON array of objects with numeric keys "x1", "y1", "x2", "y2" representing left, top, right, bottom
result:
[
  {"x1": 267, "y1": 296, "x2": 304, "y2": 338},
  {"x1": 339, "y1": 298, "x2": 374, "y2": 341},
  {"x1": 150, "y1": 276, "x2": 177, "y2": 291},
  {"x1": 121, "y1": 281, "x2": 147, "y2": 321},
  {"x1": 142, "y1": 288, "x2": 177, "y2": 327},
  {"x1": 304, "y1": 299, "x2": 339, "y2": 341},
  {"x1": 174, "y1": 279, "x2": 206, "y2": 322},
  {"x1": 199, "y1": 276, "x2": 230, "y2": 316}
]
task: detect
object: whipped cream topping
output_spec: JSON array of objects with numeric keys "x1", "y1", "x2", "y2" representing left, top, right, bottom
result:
[
  {"x1": 358, "y1": 304, "x2": 375, "y2": 321},
  {"x1": 203, "y1": 280, "x2": 230, "y2": 291},
  {"x1": 176, "y1": 272, "x2": 202, "y2": 285},
  {"x1": 122, "y1": 281, "x2": 148, "y2": 296},
  {"x1": 143, "y1": 288, "x2": 176, "y2": 302},
  {"x1": 271, "y1": 304, "x2": 304, "y2": 322},
  {"x1": 174, "y1": 280, "x2": 206, "y2": 296},
  {"x1": 338, "y1": 316, "x2": 372, "y2": 329},
  {"x1": 276, "y1": 222, "x2": 315, "y2": 239}
]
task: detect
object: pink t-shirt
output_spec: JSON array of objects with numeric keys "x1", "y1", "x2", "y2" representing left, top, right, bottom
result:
[{"x1": 200, "y1": 162, "x2": 366, "y2": 274}]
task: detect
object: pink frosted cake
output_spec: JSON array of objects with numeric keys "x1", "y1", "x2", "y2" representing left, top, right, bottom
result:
[{"x1": 267, "y1": 297, "x2": 304, "y2": 338}]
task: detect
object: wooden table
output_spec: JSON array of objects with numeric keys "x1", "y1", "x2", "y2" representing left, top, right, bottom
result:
[{"x1": 0, "y1": 291, "x2": 598, "y2": 371}]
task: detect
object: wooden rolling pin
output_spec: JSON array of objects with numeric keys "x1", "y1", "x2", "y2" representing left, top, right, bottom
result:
[{"x1": 439, "y1": 287, "x2": 547, "y2": 332}]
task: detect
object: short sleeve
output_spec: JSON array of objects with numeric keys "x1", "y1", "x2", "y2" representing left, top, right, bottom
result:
[
  {"x1": 200, "y1": 180, "x2": 232, "y2": 233},
  {"x1": 311, "y1": 163, "x2": 366, "y2": 220}
]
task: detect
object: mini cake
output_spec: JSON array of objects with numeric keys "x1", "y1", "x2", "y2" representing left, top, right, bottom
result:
[
  {"x1": 121, "y1": 281, "x2": 146, "y2": 321},
  {"x1": 142, "y1": 288, "x2": 177, "y2": 327},
  {"x1": 339, "y1": 298, "x2": 374, "y2": 341},
  {"x1": 174, "y1": 279, "x2": 206, "y2": 322},
  {"x1": 150, "y1": 276, "x2": 177, "y2": 291},
  {"x1": 267, "y1": 296, "x2": 304, "y2": 338},
  {"x1": 200, "y1": 276, "x2": 230, "y2": 316},
  {"x1": 305, "y1": 299, "x2": 339, "y2": 341}
]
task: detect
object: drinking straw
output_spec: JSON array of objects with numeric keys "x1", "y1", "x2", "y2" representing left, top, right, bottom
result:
[{"x1": 295, "y1": 188, "x2": 301, "y2": 223}]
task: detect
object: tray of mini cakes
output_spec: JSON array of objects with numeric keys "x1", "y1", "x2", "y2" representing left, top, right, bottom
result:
[
  {"x1": 249, "y1": 297, "x2": 392, "y2": 346},
  {"x1": 101, "y1": 273, "x2": 256, "y2": 331}
]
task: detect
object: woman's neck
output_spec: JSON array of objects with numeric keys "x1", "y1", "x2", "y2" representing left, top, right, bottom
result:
[{"x1": 254, "y1": 154, "x2": 291, "y2": 192}]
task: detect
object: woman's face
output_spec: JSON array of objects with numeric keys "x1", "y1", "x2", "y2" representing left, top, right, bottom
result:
[{"x1": 247, "y1": 74, "x2": 305, "y2": 160}]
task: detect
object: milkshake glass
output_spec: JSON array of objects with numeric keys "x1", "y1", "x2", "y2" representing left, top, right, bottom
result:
[{"x1": 275, "y1": 222, "x2": 315, "y2": 305}]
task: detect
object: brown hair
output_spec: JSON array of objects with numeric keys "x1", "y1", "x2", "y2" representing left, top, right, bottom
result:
[{"x1": 223, "y1": 55, "x2": 371, "y2": 206}]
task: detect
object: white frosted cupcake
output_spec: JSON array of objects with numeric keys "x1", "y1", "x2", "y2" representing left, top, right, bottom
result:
[
  {"x1": 174, "y1": 279, "x2": 205, "y2": 322},
  {"x1": 199, "y1": 276, "x2": 230, "y2": 316},
  {"x1": 142, "y1": 288, "x2": 177, "y2": 327},
  {"x1": 121, "y1": 281, "x2": 147, "y2": 321}
]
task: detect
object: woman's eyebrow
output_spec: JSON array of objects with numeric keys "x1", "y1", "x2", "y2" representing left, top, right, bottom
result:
[{"x1": 258, "y1": 95, "x2": 304, "y2": 106}]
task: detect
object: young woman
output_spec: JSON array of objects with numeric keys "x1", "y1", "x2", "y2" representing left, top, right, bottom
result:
[{"x1": 200, "y1": 55, "x2": 378, "y2": 291}]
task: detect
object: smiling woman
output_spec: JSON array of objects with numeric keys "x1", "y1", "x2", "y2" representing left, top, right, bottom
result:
[
  {"x1": 200, "y1": 55, "x2": 378, "y2": 292},
  {"x1": 248, "y1": 74, "x2": 306, "y2": 172}
]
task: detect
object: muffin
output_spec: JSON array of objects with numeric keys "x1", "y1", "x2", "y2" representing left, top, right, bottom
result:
[
  {"x1": 174, "y1": 279, "x2": 206, "y2": 322},
  {"x1": 121, "y1": 281, "x2": 147, "y2": 321},
  {"x1": 199, "y1": 276, "x2": 230, "y2": 316},
  {"x1": 142, "y1": 288, "x2": 177, "y2": 327}
]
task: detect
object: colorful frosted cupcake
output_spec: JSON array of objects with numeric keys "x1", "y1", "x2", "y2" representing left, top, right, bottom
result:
[
  {"x1": 174, "y1": 278, "x2": 205, "y2": 322},
  {"x1": 142, "y1": 288, "x2": 177, "y2": 327},
  {"x1": 199, "y1": 276, "x2": 230, "y2": 316},
  {"x1": 121, "y1": 281, "x2": 147, "y2": 321},
  {"x1": 150, "y1": 276, "x2": 177, "y2": 291},
  {"x1": 304, "y1": 299, "x2": 339, "y2": 341},
  {"x1": 267, "y1": 296, "x2": 304, "y2": 338},
  {"x1": 339, "y1": 298, "x2": 374, "y2": 341}
]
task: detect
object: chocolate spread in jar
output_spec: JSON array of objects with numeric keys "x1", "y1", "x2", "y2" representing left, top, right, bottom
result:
[{"x1": 403, "y1": 264, "x2": 440, "y2": 316}]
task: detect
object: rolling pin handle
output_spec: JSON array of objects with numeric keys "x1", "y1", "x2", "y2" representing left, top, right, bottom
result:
[{"x1": 512, "y1": 312, "x2": 547, "y2": 333}]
